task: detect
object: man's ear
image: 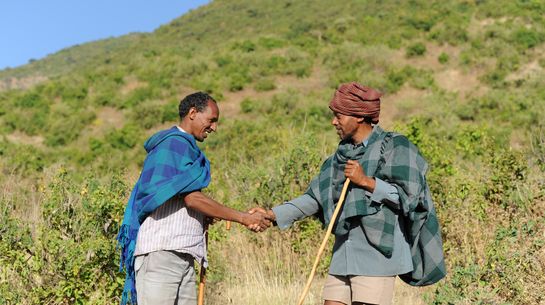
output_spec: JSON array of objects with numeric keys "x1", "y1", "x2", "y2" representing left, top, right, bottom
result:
[{"x1": 188, "y1": 107, "x2": 198, "y2": 120}]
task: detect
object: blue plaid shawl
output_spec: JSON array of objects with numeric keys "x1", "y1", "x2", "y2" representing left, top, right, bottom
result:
[{"x1": 117, "y1": 127, "x2": 211, "y2": 305}]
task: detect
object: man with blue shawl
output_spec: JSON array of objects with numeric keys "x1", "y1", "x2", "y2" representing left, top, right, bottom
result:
[
  {"x1": 252, "y1": 83, "x2": 446, "y2": 305},
  {"x1": 117, "y1": 92, "x2": 272, "y2": 305}
]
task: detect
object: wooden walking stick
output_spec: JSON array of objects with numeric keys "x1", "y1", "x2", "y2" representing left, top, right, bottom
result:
[
  {"x1": 296, "y1": 179, "x2": 351, "y2": 305},
  {"x1": 197, "y1": 223, "x2": 208, "y2": 305},
  {"x1": 198, "y1": 221, "x2": 231, "y2": 305}
]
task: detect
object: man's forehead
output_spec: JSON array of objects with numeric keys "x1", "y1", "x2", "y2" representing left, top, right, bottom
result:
[{"x1": 207, "y1": 100, "x2": 219, "y2": 114}]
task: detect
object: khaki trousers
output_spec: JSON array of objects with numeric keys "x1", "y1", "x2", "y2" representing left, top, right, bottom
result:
[
  {"x1": 135, "y1": 250, "x2": 197, "y2": 305},
  {"x1": 322, "y1": 274, "x2": 395, "y2": 305}
]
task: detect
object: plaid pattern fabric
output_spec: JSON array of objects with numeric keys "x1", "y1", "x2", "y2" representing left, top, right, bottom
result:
[
  {"x1": 306, "y1": 125, "x2": 445, "y2": 286},
  {"x1": 117, "y1": 127, "x2": 211, "y2": 305}
]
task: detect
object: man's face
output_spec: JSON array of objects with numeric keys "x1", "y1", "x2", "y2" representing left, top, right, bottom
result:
[
  {"x1": 331, "y1": 111, "x2": 359, "y2": 141},
  {"x1": 190, "y1": 100, "x2": 219, "y2": 142}
]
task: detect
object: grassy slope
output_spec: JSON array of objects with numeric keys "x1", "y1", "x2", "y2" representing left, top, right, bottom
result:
[{"x1": 1, "y1": 0, "x2": 544, "y2": 304}]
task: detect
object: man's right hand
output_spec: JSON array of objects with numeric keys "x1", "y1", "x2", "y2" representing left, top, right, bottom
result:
[
  {"x1": 183, "y1": 191, "x2": 275, "y2": 232},
  {"x1": 246, "y1": 207, "x2": 276, "y2": 232},
  {"x1": 242, "y1": 209, "x2": 274, "y2": 232}
]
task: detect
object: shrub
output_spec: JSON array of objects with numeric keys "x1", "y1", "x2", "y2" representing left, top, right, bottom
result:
[
  {"x1": 511, "y1": 28, "x2": 544, "y2": 50},
  {"x1": 232, "y1": 40, "x2": 257, "y2": 52},
  {"x1": 131, "y1": 102, "x2": 164, "y2": 129},
  {"x1": 122, "y1": 86, "x2": 159, "y2": 108},
  {"x1": 1, "y1": 141, "x2": 48, "y2": 174},
  {"x1": 438, "y1": 52, "x2": 449, "y2": 64},
  {"x1": 240, "y1": 98, "x2": 257, "y2": 113},
  {"x1": 105, "y1": 124, "x2": 140, "y2": 150},
  {"x1": 406, "y1": 42, "x2": 427, "y2": 57},
  {"x1": 258, "y1": 36, "x2": 285, "y2": 49},
  {"x1": 28, "y1": 170, "x2": 127, "y2": 304},
  {"x1": 429, "y1": 21, "x2": 469, "y2": 45},
  {"x1": 484, "y1": 148, "x2": 527, "y2": 207},
  {"x1": 44, "y1": 111, "x2": 96, "y2": 147},
  {"x1": 254, "y1": 78, "x2": 276, "y2": 91}
]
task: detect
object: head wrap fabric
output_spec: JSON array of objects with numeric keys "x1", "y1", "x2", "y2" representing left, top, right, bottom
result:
[{"x1": 329, "y1": 82, "x2": 382, "y2": 124}]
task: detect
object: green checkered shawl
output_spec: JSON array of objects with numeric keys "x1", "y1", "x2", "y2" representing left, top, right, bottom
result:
[{"x1": 306, "y1": 126, "x2": 446, "y2": 286}]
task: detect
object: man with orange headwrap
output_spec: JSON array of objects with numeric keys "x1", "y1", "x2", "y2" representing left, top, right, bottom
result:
[{"x1": 252, "y1": 82, "x2": 445, "y2": 305}]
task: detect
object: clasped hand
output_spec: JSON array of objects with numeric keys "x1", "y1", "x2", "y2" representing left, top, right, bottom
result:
[{"x1": 243, "y1": 208, "x2": 275, "y2": 232}]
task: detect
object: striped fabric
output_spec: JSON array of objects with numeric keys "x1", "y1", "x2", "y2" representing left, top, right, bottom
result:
[{"x1": 134, "y1": 195, "x2": 207, "y2": 266}]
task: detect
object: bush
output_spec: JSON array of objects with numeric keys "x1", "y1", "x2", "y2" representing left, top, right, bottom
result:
[
  {"x1": 131, "y1": 102, "x2": 164, "y2": 129},
  {"x1": 258, "y1": 36, "x2": 285, "y2": 49},
  {"x1": 254, "y1": 78, "x2": 276, "y2": 91},
  {"x1": 406, "y1": 42, "x2": 427, "y2": 57},
  {"x1": 484, "y1": 148, "x2": 527, "y2": 207},
  {"x1": 105, "y1": 124, "x2": 140, "y2": 150},
  {"x1": 240, "y1": 98, "x2": 257, "y2": 113},
  {"x1": 232, "y1": 40, "x2": 257, "y2": 52},
  {"x1": 438, "y1": 52, "x2": 449, "y2": 64},
  {"x1": 45, "y1": 111, "x2": 96, "y2": 147},
  {"x1": 511, "y1": 28, "x2": 544, "y2": 50}
]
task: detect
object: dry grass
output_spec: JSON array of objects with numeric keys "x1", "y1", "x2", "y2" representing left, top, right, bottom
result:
[
  {"x1": 206, "y1": 228, "x2": 324, "y2": 305},
  {"x1": 204, "y1": 227, "x2": 428, "y2": 305},
  {"x1": 0, "y1": 172, "x2": 41, "y2": 229}
]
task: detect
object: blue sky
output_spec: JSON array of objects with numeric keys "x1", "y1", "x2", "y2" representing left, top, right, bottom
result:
[{"x1": 0, "y1": 0, "x2": 209, "y2": 70}]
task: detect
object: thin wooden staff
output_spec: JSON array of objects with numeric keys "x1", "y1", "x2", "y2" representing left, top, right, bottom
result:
[
  {"x1": 296, "y1": 179, "x2": 351, "y2": 305},
  {"x1": 198, "y1": 221, "x2": 231, "y2": 305},
  {"x1": 197, "y1": 222, "x2": 208, "y2": 305}
]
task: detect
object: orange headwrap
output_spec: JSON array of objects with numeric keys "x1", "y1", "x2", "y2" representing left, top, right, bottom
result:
[{"x1": 329, "y1": 82, "x2": 382, "y2": 124}]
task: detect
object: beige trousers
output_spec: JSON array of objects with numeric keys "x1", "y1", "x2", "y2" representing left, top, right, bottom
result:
[
  {"x1": 135, "y1": 250, "x2": 197, "y2": 305},
  {"x1": 322, "y1": 274, "x2": 395, "y2": 305}
]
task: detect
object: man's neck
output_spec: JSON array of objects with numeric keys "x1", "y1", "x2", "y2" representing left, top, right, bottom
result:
[
  {"x1": 179, "y1": 121, "x2": 191, "y2": 134},
  {"x1": 351, "y1": 124, "x2": 374, "y2": 144}
]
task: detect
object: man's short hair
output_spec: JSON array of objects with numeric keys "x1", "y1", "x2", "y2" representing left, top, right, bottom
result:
[{"x1": 178, "y1": 92, "x2": 216, "y2": 119}]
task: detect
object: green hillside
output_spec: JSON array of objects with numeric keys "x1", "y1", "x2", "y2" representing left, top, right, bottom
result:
[{"x1": 1, "y1": 0, "x2": 544, "y2": 304}]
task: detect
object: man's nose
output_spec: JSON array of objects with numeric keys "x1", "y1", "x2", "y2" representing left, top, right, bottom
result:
[
  {"x1": 331, "y1": 117, "x2": 337, "y2": 126},
  {"x1": 210, "y1": 122, "x2": 218, "y2": 132}
]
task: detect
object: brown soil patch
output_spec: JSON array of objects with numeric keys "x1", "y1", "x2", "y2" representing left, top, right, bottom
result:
[
  {"x1": 435, "y1": 68, "x2": 486, "y2": 98},
  {"x1": 73, "y1": 106, "x2": 126, "y2": 147},
  {"x1": 94, "y1": 106, "x2": 125, "y2": 126},
  {"x1": 85, "y1": 106, "x2": 124, "y2": 137},
  {"x1": 0, "y1": 76, "x2": 48, "y2": 92},
  {"x1": 468, "y1": 16, "x2": 509, "y2": 37},
  {"x1": 506, "y1": 60, "x2": 543, "y2": 82},
  {"x1": 381, "y1": 85, "x2": 427, "y2": 129},
  {"x1": 5, "y1": 131, "x2": 45, "y2": 147},
  {"x1": 120, "y1": 76, "x2": 148, "y2": 96},
  {"x1": 392, "y1": 43, "x2": 461, "y2": 72}
]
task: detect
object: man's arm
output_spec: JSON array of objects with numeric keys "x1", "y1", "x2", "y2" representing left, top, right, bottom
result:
[
  {"x1": 249, "y1": 193, "x2": 321, "y2": 230},
  {"x1": 183, "y1": 191, "x2": 272, "y2": 231},
  {"x1": 345, "y1": 159, "x2": 400, "y2": 209}
]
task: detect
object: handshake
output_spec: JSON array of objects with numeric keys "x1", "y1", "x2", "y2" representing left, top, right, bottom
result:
[{"x1": 242, "y1": 207, "x2": 276, "y2": 232}]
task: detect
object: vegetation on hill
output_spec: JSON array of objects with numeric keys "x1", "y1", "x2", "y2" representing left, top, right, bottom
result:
[{"x1": 1, "y1": 0, "x2": 544, "y2": 304}]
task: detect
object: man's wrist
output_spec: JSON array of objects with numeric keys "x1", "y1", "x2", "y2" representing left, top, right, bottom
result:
[
  {"x1": 238, "y1": 211, "x2": 248, "y2": 226},
  {"x1": 355, "y1": 176, "x2": 375, "y2": 190},
  {"x1": 267, "y1": 210, "x2": 276, "y2": 220},
  {"x1": 267, "y1": 209, "x2": 277, "y2": 226}
]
